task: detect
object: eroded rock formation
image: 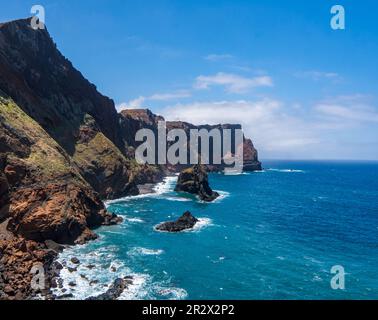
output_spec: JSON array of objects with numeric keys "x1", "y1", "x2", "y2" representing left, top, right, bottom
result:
[
  {"x1": 175, "y1": 165, "x2": 219, "y2": 202},
  {"x1": 156, "y1": 211, "x2": 199, "y2": 232}
]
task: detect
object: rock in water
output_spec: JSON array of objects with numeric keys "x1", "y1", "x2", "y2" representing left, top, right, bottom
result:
[
  {"x1": 175, "y1": 165, "x2": 219, "y2": 202},
  {"x1": 156, "y1": 211, "x2": 199, "y2": 232},
  {"x1": 86, "y1": 277, "x2": 133, "y2": 300}
]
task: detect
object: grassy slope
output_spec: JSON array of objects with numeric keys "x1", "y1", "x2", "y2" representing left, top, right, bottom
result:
[{"x1": 0, "y1": 95, "x2": 83, "y2": 182}]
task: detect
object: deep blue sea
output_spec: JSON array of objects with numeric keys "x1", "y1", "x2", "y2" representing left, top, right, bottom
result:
[{"x1": 53, "y1": 161, "x2": 378, "y2": 299}]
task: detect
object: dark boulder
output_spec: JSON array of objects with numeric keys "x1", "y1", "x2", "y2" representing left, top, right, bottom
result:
[
  {"x1": 156, "y1": 211, "x2": 199, "y2": 232},
  {"x1": 175, "y1": 165, "x2": 219, "y2": 202},
  {"x1": 86, "y1": 277, "x2": 133, "y2": 300}
]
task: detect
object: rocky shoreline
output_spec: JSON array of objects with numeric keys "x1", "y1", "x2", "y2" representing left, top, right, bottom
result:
[{"x1": 0, "y1": 18, "x2": 262, "y2": 300}]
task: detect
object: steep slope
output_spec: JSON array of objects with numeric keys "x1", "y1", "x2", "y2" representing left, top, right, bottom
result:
[
  {"x1": 0, "y1": 18, "x2": 139, "y2": 199},
  {"x1": 0, "y1": 161, "x2": 9, "y2": 222},
  {"x1": 0, "y1": 93, "x2": 112, "y2": 244},
  {"x1": 0, "y1": 16, "x2": 263, "y2": 300}
]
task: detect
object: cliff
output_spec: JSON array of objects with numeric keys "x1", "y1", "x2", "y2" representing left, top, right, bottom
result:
[
  {"x1": 0, "y1": 19, "x2": 261, "y2": 242},
  {"x1": 0, "y1": 94, "x2": 112, "y2": 244},
  {"x1": 120, "y1": 110, "x2": 262, "y2": 172},
  {"x1": 0, "y1": 18, "x2": 140, "y2": 200},
  {"x1": 0, "y1": 17, "x2": 261, "y2": 299}
]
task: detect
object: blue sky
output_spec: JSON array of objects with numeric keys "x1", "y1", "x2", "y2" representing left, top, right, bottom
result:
[{"x1": 2, "y1": 0, "x2": 378, "y2": 159}]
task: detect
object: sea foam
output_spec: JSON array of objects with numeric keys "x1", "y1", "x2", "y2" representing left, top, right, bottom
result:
[
  {"x1": 104, "y1": 176, "x2": 178, "y2": 207},
  {"x1": 128, "y1": 247, "x2": 164, "y2": 256},
  {"x1": 267, "y1": 168, "x2": 305, "y2": 173}
]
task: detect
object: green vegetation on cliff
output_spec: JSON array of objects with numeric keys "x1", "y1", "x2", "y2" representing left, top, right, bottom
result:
[{"x1": 0, "y1": 96, "x2": 77, "y2": 179}]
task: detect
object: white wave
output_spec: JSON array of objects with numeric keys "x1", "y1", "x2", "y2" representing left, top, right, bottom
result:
[
  {"x1": 101, "y1": 231, "x2": 125, "y2": 235},
  {"x1": 199, "y1": 190, "x2": 229, "y2": 204},
  {"x1": 215, "y1": 190, "x2": 230, "y2": 200},
  {"x1": 153, "y1": 176, "x2": 177, "y2": 194},
  {"x1": 52, "y1": 243, "x2": 134, "y2": 300},
  {"x1": 189, "y1": 217, "x2": 213, "y2": 232},
  {"x1": 124, "y1": 216, "x2": 145, "y2": 223},
  {"x1": 104, "y1": 176, "x2": 177, "y2": 207},
  {"x1": 226, "y1": 169, "x2": 265, "y2": 175},
  {"x1": 165, "y1": 196, "x2": 192, "y2": 202},
  {"x1": 267, "y1": 168, "x2": 305, "y2": 173},
  {"x1": 52, "y1": 243, "x2": 165, "y2": 300},
  {"x1": 153, "y1": 286, "x2": 188, "y2": 300},
  {"x1": 239, "y1": 171, "x2": 266, "y2": 175},
  {"x1": 117, "y1": 273, "x2": 150, "y2": 300},
  {"x1": 128, "y1": 247, "x2": 164, "y2": 256},
  {"x1": 104, "y1": 193, "x2": 152, "y2": 206},
  {"x1": 224, "y1": 171, "x2": 244, "y2": 176}
]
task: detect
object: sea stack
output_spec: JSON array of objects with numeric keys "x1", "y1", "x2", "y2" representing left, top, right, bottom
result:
[
  {"x1": 175, "y1": 165, "x2": 220, "y2": 202},
  {"x1": 156, "y1": 211, "x2": 199, "y2": 232}
]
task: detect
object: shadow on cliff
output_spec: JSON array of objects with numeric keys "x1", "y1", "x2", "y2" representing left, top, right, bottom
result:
[{"x1": 0, "y1": 158, "x2": 10, "y2": 223}]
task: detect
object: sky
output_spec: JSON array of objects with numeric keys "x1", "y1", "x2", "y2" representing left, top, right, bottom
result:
[{"x1": 2, "y1": 0, "x2": 378, "y2": 160}]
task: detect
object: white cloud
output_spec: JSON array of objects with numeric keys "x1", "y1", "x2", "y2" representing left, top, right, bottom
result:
[
  {"x1": 316, "y1": 104, "x2": 378, "y2": 122},
  {"x1": 162, "y1": 99, "x2": 319, "y2": 153},
  {"x1": 149, "y1": 91, "x2": 191, "y2": 101},
  {"x1": 315, "y1": 95, "x2": 378, "y2": 122},
  {"x1": 204, "y1": 54, "x2": 233, "y2": 61},
  {"x1": 161, "y1": 94, "x2": 378, "y2": 158},
  {"x1": 294, "y1": 70, "x2": 341, "y2": 81},
  {"x1": 116, "y1": 96, "x2": 146, "y2": 111},
  {"x1": 116, "y1": 91, "x2": 191, "y2": 111},
  {"x1": 118, "y1": 93, "x2": 377, "y2": 159},
  {"x1": 194, "y1": 72, "x2": 273, "y2": 94}
]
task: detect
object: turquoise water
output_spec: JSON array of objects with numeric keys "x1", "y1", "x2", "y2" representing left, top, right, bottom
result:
[{"x1": 53, "y1": 161, "x2": 378, "y2": 299}]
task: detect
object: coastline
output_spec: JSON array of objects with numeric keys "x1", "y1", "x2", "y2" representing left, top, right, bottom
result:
[
  {"x1": 49, "y1": 169, "x2": 227, "y2": 300},
  {"x1": 48, "y1": 176, "x2": 175, "y2": 300},
  {"x1": 0, "y1": 177, "x2": 168, "y2": 300}
]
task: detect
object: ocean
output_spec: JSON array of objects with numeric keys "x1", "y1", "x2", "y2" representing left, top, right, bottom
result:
[{"x1": 52, "y1": 160, "x2": 378, "y2": 300}]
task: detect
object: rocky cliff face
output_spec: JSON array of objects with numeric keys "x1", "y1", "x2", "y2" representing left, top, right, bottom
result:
[
  {"x1": 120, "y1": 110, "x2": 262, "y2": 172},
  {"x1": 0, "y1": 94, "x2": 112, "y2": 244},
  {"x1": 0, "y1": 17, "x2": 262, "y2": 299},
  {"x1": 0, "y1": 19, "x2": 168, "y2": 247},
  {"x1": 0, "y1": 18, "x2": 139, "y2": 249},
  {"x1": 0, "y1": 18, "x2": 140, "y2": 200},
  {"x1": 0, "y1": 161, "x2": 9, "y2": 222},
  {"x1": 0, "y1": 19, "x2": 122, "y2": 153}
]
